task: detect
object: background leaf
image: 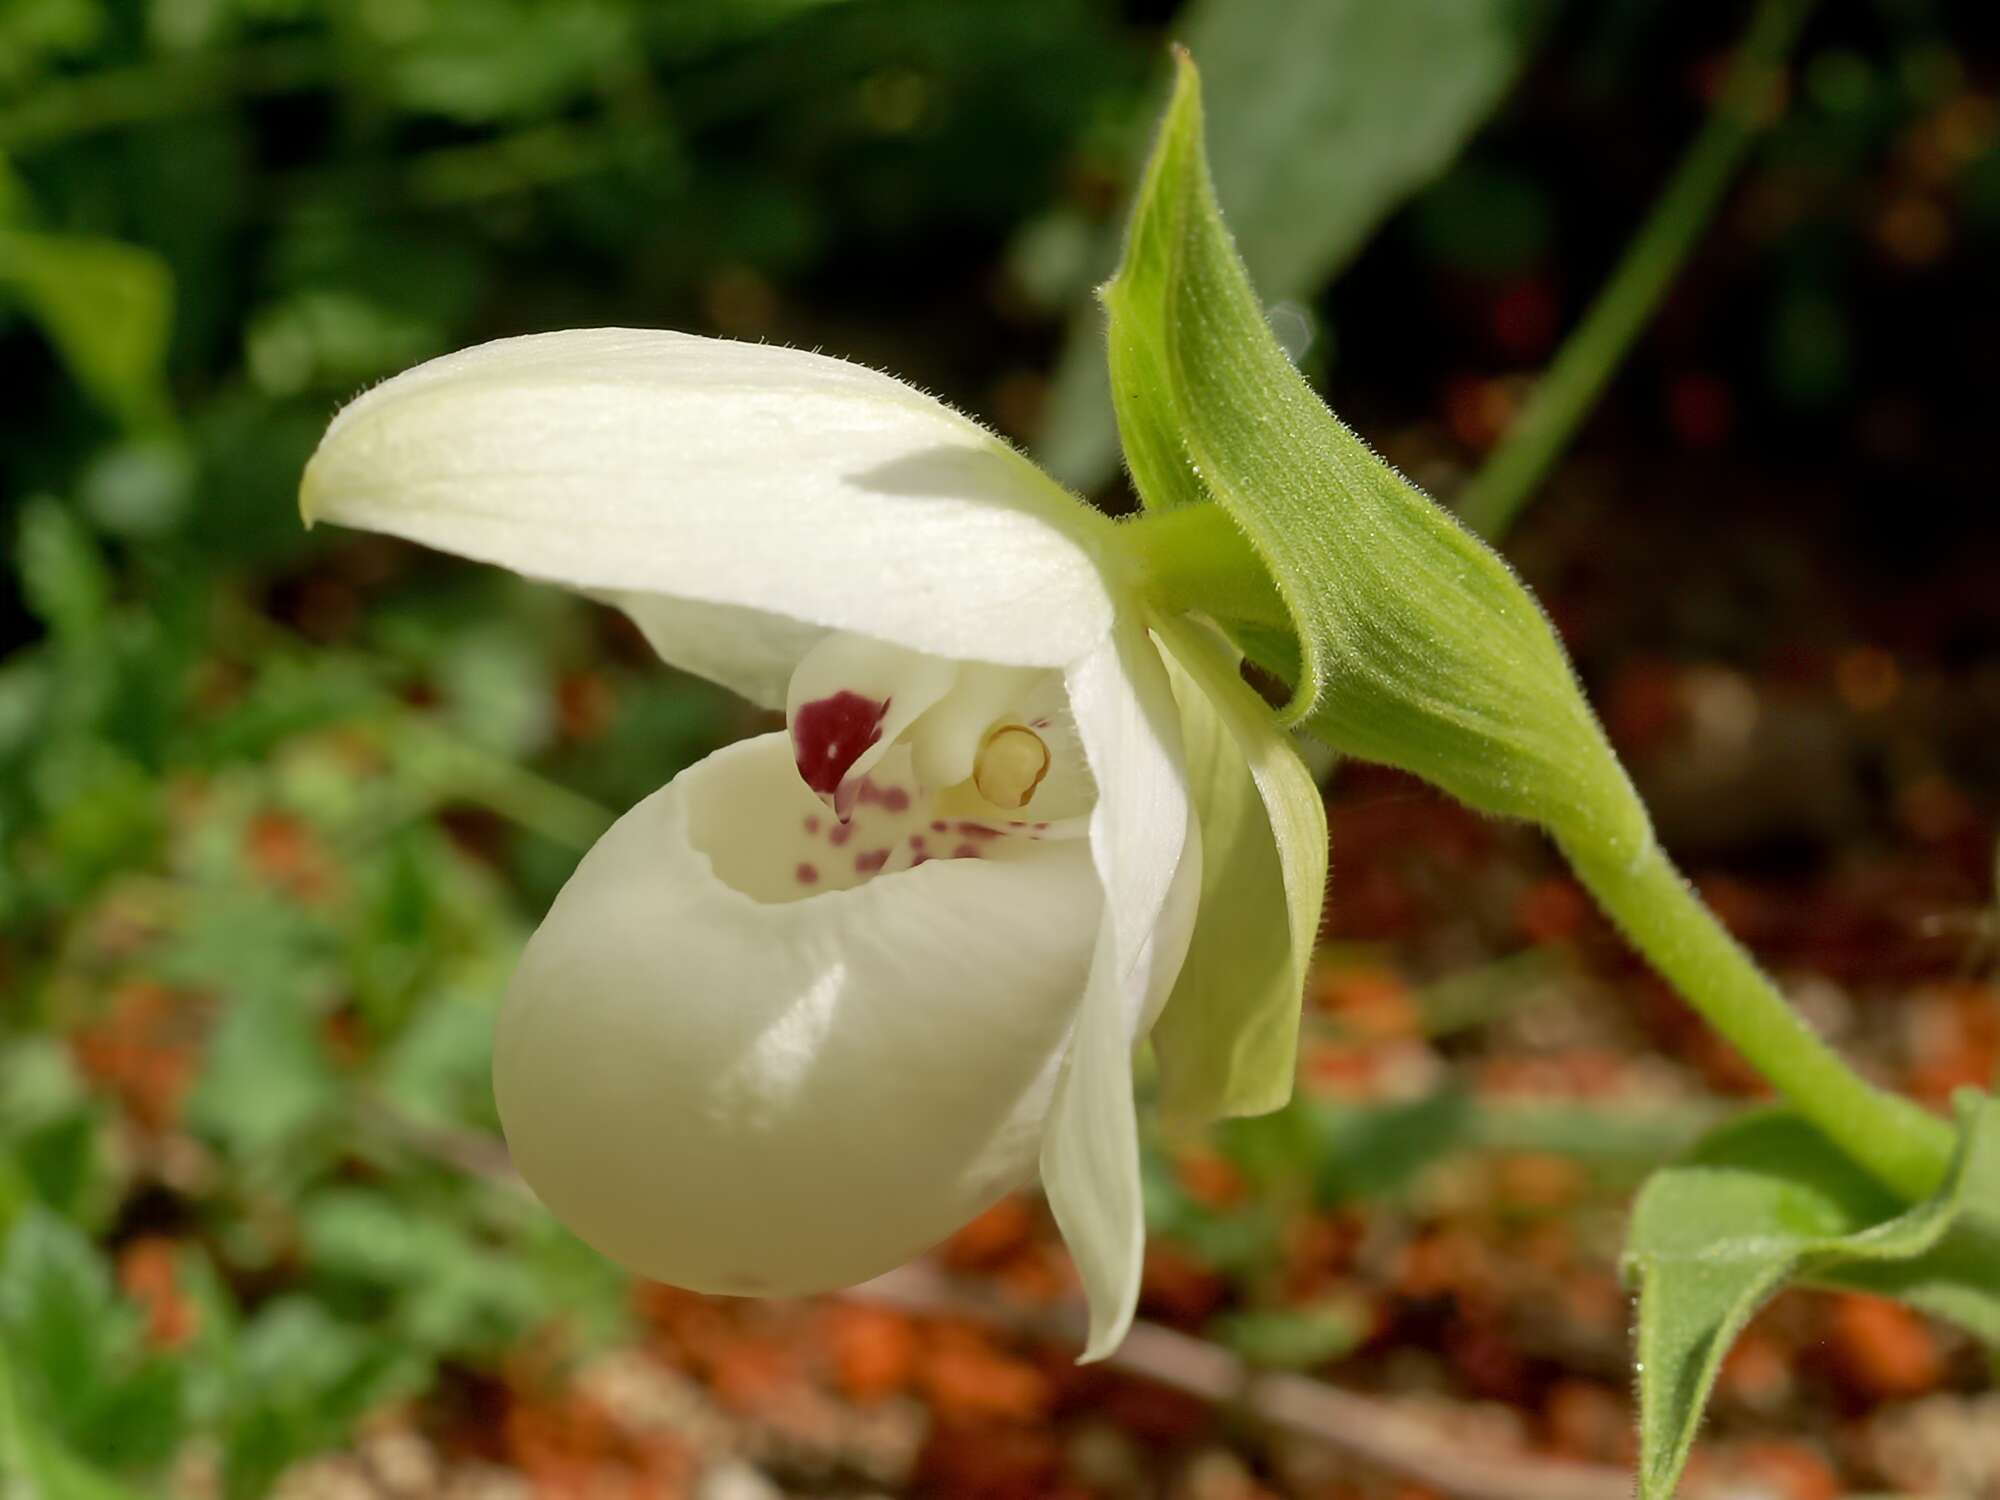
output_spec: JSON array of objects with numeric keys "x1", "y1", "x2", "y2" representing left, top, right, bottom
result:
[
  {"x1": 1038, "y1": 0, "x2": 1549, "y2": 492},
  {"x1": 0, "y1": 229, "x2": 172, "y2": 428}
]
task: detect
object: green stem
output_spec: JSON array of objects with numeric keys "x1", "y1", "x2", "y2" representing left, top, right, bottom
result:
[
  {"x1": 1120, "y1": 502, "x2": 1291, "y2": 630},
  {"x1": 1456, "y1": 0, "x2": 1816, "y2": 540},
  {"x1": 1563, "y1": 834, "x2": 1956, "y2": 1200}
]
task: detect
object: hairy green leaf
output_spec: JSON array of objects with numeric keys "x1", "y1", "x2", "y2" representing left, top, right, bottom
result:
[
  {"x1": 1150, "y1": 615, "x2": 1326, "y2": 1122},
  {"x1": 1626, "y1": 1090, "x2": 1999, "y2": 1500},
  {"x1": 1040, "y1": 0, "x2": 1547, "y2": 491},
  {"x1": 1104, "y1": 53, "x2": 1648, "y2": 858}
]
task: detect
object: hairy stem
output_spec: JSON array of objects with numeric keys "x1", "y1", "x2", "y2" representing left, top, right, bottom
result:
[{"x1": 1564, "y1": 835, "x2": 1956, "y2": 1200}]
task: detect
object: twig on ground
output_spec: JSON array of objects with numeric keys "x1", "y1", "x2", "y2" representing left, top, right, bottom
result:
[{"x1": 854, "y1": 1263, "x2": 1645, "y2": 1500}]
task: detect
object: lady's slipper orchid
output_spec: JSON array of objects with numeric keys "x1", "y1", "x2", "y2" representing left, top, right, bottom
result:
[{"x1": 299, "y1": 328, "x2": 1312, "y2": 1357}]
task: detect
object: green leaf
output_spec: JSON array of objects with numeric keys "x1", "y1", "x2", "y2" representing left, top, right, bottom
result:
[
  {"x1": 16, "y1": 499, "x2": 112, "y2": 644},
  {"x1": 72, "y1": 1361, "x2": 183, "y2": 1474},
  {"x1": 0, "y1": 228, "x2": 172, "y2": 427},
  {"x1": 1104, "y1": 52, "x2": 1649, "y2": 860},
  {"x1": 1626, "y1": 1090, "x2": 1999, "y2": 1500},
  {"x1": 1214, "y1": 1293, "x2": 1371, "y2": 1369},
  {"x1": 1149, "y1": 615, "x2": 1326, "y2": 1122},
  {"x1": 301, "y1": 1188, "x2": 548, "y2": 1357},
  {"x1": 221, "y1": 1296, "x2": 419, "y2": 1500},
  {"x1": 0, "y1": 1337, "x2": 148, "y2": 1500},
  {"x1": 0, "y1": 1207, "x2": 118, "y2": 1424},
  {"x1": 1039, "y1": 0, "x2": 1546, "y2": 491},
  {"x1": 188, "y1": 981, "x2": 341, "y2": 1164}
]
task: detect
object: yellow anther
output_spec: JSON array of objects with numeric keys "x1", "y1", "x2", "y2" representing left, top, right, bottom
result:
[{"x1": 972, "y1": 724, "x2": 1050, "y2": 810}]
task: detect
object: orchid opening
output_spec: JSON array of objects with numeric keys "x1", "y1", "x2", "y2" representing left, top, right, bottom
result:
[{"x1": 296, "y1": 327, "x2": 1325, "y2": 1358}]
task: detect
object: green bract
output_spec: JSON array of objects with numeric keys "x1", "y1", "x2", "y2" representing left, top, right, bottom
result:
[
  {"x1": 1040, "y1": 0, "x2": 1548, "y2": 493},
  {"x1": 1105, "y1": 49, "x2": 1648, "y2": 860}
]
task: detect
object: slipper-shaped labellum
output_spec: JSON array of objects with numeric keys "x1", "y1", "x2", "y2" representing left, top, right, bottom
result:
[{"x1": 300, "y1": 329, "x2": 1209, "y2": 1356}]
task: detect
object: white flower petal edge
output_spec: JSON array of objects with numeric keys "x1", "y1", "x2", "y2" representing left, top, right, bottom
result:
[
  {"x1": 1044, "y1": 618, "x2": 1199, "y2": 1359},
  {"x1": 301, "y1": 329, "x2": 1210, "y2": 1355},
  {"x1": 300, "y1": 329, "x2": 1119, "y2": 690},
  {"x1": 495, "y1": 731, "x2": 1105, "y2": 1295}
]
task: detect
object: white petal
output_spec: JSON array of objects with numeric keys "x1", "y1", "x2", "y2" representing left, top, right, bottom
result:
[
  {"x1": 302, "y1": 329, "x2": 1118, "y2": 680},
  {"x1": 1041, "y1": 618, "x2": 1195, "y2": 1359},
  {"x1": 494, "y1": 732, "x2": 1102, "y2": 1296},
  {"x1": 606, "y1": 591, "x2": 823, "y2": 711}
]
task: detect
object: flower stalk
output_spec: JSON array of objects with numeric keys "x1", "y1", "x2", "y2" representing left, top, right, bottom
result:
[{"x1": 1562, "y1": 836, "x2": 1955, "y2": 1200}]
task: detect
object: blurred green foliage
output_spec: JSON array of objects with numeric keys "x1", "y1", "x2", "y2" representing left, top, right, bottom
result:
[{"x1": 0, "y1": 0, "x2": 1992, "y2": 1488}]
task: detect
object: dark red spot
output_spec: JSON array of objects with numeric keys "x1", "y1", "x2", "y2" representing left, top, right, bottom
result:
[
  {"x1": 803, "y1": 816, "x2": 820, "y2": 835},
  {"x1": 1033, "y1": 822, "x2": 1048, "y2": 831},
  {"x1": 909, "y1": 853, "x2": 931, "y2": 867},
  {"x1": 829, "y1": 824, "x2": 853, "y2": 848},
  {"x1": 909, "y1": 835, "x2": 926, "y2": 851},
  {"x1": 848, "y1": 780, "x2": 912, "y2": 813},
  {"x1": 795, "y1": 863, "x2": 818, "y2": 885},
  {"x1": 931, "y1": 820, "x2": 948, "y2": 833},
  {"x1": 952, "y1": 843, "x2": 981, "y2": 859},
  {"x1": 855, "y1": 848, "x2": 890, "y2": 874},
  {"x1": 956, "y1": 822, "x2": 999, "y2": 839},
  {"x1": 791, "y1": 691, "x2": 888, "y2": 796}
]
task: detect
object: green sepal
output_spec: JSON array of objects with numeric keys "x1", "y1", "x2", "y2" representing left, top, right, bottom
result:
[
  {"x1": 1625, "y1": 1089, "x2": 2000, "y2": 1500},
  {"x1": 1104, "y1": 52, "x2": 1649, "y2": 859},
  {"x1": 1150, "y1": 614, "x2": 1327, "y2": 1122}
]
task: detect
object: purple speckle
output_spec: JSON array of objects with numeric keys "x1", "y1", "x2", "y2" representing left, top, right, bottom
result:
[
  {"x1": 931, "y1": 820, "x2": 948, "y2": 833},
  {"x1": 952, "y1": 843, "x2": 981, "y2": 859},
  {"x1": 803, "y1": 815, "x2": 820, "y2": 835},
  {"x1": 795, "y1": 863, "x2": 818, "y2": 885},
  {"x1": 855, "y1": 848, "x2": 890, "y2": 874},
  {"x1": 829, "y1": 824, "x2": 853, "y2": 848}
]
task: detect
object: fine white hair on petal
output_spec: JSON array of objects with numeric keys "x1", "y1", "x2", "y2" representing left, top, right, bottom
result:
[
  {"x1": 301, "y1": 329, "x2": 1119, "y2": 690},
  {"x1": 494, "y1": 731, "x2": 1103, "y2": 1296},
  {"x1": 1041, "y1": 617, "x2": 1196, "y2": 1359}
]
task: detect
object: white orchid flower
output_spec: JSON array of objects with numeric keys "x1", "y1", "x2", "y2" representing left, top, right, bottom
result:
[{"x1": 301, "y1": 328, "x2": 1321, "y2": 1357}]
